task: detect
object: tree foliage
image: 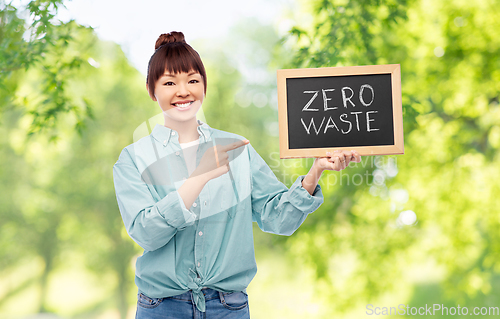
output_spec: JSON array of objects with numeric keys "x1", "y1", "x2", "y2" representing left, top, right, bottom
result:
[
  {"x1": 0, "y1": 23, "x2": 156, "y2": 317},
  {"x1": 0, "y1": 0, "x2": 93, "y2": 140},
  {"x1": 281, "y1": 0, "x2": 500, "y2": 315}
]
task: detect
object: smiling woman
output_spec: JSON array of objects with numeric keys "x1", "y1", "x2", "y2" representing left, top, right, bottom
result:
[{"x1": 113, "y1": 31, "x2": 359, "y2": 319}]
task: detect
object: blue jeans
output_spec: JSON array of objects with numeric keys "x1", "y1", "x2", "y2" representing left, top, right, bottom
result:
[{"x1": 135, "y1": 288, "x2": 250, "y2": 319}]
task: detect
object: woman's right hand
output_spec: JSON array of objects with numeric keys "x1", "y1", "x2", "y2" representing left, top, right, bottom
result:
[{"x1": 192, "y1": 139, "x2": 249, "y2": 182}]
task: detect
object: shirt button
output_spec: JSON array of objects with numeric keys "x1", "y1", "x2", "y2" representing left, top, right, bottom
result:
[
  {"x1": 176, "y1": 151, "x2": 180, "y2": 156},
  {"x1": 171, "y1": 132, "x2": 176, "y2": 136},
  {"x1": 198, "y1": 231, "x2": 203, "y2": 236},
  {"x1": 163, "y1": 140, "x2": 167, "y2": 146},
  {"x1": 192, "y1": 203, "x2": 197, "y2": 207},
  {"x1": 197, "y1": 262, "x2": 201, "y2": 267},
  {"x1": 204, "y1": 201, "x2": 207, "y2": 206}
]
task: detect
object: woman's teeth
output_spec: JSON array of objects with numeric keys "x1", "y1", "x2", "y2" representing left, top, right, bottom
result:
[{"x1": 175, "y1": 102, "x2": 192, "y2": 109}]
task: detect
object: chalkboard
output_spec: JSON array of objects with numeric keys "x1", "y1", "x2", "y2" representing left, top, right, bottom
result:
[{"x1": 277, "y1": 64, "x2": 404, "y2": 158}]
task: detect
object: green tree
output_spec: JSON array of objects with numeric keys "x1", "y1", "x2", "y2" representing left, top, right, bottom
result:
[
  {"x1": 280, "y1": 0, "x2": 500, "y2": 316},
  {"x1": 0, "y1": 26, "x2": 155, "y2": 318},
  {"x1": 0, "y1": 0, "x2": 93, "y2": 139}
]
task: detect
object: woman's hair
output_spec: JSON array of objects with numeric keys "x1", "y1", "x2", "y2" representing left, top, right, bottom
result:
[{"x1": 146, "y1": 31, "x2": 207, "y2": 100}]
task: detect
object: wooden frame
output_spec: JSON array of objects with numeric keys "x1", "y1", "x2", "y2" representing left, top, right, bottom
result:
[{"x1": 276, "y1": 64, "x2": 404, "y2": 159}]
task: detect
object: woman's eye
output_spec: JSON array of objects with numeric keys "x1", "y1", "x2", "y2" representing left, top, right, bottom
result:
[
  {"x1": 189, "y1": 80, "x2": 199, "y2": 84},
  {"x1": 164, "y1": 82, "x2": 174, "y2": 86}
]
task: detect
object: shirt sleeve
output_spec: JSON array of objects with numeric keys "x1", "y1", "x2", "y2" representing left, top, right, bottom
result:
[
  {"x1": 248, "y1": 143, "x2": 324, "y2": 236},
  {"x1": 113, "y1": 148, "x2": 196, "y2": 251}
]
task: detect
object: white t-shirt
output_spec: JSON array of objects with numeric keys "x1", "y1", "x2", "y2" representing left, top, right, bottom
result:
[{"x1": 179, "y1": 138, "x2": 199, "y2": 176}]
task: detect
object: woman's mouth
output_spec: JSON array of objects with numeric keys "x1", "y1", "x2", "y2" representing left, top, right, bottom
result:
[{"x1": 173, "y1": 101, "x2": 194, "y2": 111}]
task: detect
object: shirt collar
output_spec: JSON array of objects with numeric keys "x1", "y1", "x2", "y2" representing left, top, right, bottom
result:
[{"x1": 151, "y1": 119, "x2": 212, "y2": 145}]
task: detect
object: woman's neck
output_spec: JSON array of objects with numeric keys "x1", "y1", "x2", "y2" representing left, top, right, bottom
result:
[{"x1": 164, "y1": 117, "x2": 200, "y2": 143}]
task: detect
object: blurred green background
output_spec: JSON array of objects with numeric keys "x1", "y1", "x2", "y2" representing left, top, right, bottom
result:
[{"x1": 1, "y1": 0, "x2": 500, "y2": 318}]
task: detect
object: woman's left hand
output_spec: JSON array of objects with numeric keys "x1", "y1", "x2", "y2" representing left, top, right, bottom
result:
[
  {"x1": 313, "y1": 150, "x2": 362, "y2": 172},
  {"x1": 302, "y1": 150, "x2": 362, "y2": 195}
]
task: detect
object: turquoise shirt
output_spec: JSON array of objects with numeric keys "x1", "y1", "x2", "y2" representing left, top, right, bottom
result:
[{"x1": 113, "y1": 121, "x2": 324, "y2": 312}]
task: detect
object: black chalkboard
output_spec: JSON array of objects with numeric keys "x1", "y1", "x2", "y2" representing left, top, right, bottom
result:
[{"x1": 277, "y1": 65, "x2": 403, "y2": 158}]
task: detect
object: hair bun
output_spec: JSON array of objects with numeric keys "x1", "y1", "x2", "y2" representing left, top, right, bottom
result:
[{"x1": 155, "y1": 31, "x2": 186, "y2": 50}]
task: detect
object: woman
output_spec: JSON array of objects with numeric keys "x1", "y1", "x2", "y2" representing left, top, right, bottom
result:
[{"x1": 113, "y1": 31, "x2": 361, "y2": 319}]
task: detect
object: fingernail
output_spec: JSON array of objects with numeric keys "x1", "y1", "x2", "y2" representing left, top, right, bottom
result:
[{"x1": 326, "y1": 152, "x2": 332, "y2": 156}]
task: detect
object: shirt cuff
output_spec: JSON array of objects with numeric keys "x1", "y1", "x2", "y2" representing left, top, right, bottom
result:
[
  {"x1": 287, "y1": 175, "x2": 324, "y2": 213},
  {"x1": 155, "y1": 191, "x2": 197, "y2": 230}
]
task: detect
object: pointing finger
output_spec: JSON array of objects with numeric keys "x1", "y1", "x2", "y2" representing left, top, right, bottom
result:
[{"x1": 220, "y1": 139, "x2": 250, "y2": 152}]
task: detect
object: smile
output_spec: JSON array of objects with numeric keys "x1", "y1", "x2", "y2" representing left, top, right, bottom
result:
[{"x1": 173, "y1": 101, "x2": 194, "y2": 110}]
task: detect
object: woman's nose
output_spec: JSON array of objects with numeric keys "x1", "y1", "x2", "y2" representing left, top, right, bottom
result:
[{"x1": 176, "y1": 84, "x2": 190, "y2": 96}]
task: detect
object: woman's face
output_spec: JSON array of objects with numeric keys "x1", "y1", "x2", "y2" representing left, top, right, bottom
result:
[{"x1": 152, "y1": 70, "x2": 204, "y2": 124}]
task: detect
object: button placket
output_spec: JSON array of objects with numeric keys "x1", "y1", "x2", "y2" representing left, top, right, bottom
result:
[
  {"x1": 195, "y1": 222, "x2": 204, "y2": 270},
  {"x1": 193, "y1": 168, "x2": 208, "y2": 279},
  {"x1": 194, "y1": 198, "x2": 205, "y2": 277}
]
